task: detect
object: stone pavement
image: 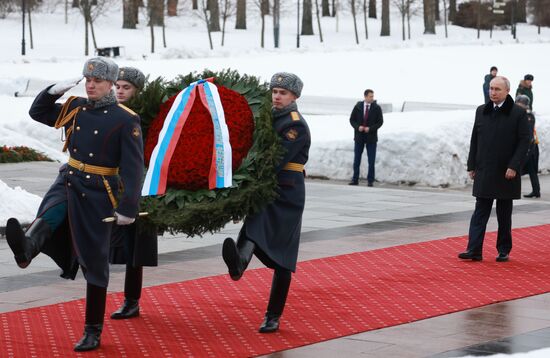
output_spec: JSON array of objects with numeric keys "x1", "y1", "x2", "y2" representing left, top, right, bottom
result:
[{"x1": 1, "y1": 162, "x2": 550, "y2": 357}]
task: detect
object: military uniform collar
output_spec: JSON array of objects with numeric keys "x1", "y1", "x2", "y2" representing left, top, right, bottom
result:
[{"x1": 86, "y1": 90, "x2": 117, "y2": 109}]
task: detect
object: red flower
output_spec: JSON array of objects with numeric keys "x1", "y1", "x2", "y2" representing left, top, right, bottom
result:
[{"x1": 144, "y1": 84, "x2": 255, "y2": 191}]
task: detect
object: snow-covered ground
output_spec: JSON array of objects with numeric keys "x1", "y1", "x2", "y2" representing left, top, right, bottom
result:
[{"x1": 1, "y1": 3, "x2": 549, "y2": 221}]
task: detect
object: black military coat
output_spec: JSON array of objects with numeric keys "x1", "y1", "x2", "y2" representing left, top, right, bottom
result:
[
  {"x1": 242, "y1": 102, "x2": 311, "y2": 272},
  {"x1": 29, "y1": 88, "x2": 144, "y2": 287},
  {"x1": 349, "y1": 100, "x2": 384, "y2": 143},
  {"x1": 467, "y1": 95, "x2": 530, "y2": 200}
]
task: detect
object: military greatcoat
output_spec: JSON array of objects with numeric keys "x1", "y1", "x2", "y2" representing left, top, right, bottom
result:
[
  {"x1": 28, "y1": 88, "x2": 144, "y2": 287},
  {"x1": 242, "y1": 102, "x2": 311, "y2": 272}
]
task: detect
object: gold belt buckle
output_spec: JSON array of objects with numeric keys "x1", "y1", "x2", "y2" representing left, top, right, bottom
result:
[{"x1": 79, "y1": 163, "x2": 85, "y2": 171}]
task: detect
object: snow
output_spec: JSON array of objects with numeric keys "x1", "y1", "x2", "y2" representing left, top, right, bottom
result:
[
  {"x1": 0, "y1": 1, "x2": 549, "y2": 225},
  {"x1": 0, "y1": 179, "x2": 42, "y2": 224}
]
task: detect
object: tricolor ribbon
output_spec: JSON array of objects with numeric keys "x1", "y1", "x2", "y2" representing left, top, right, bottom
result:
[{"x1": 141, "y1": 78, "x2": 232, "y2": 196}]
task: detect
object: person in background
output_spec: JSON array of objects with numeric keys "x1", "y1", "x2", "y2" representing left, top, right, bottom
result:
[
  {"x1": 5, "y1": 57, "x2": 144, "y2": 351},
  {"x1": 110, "y1": 67, "x2": 159, "y2": 321},
  {"x1": 483, "y1": 66, "x2": 498, "y2": 103},
  {"x1": 516, "y1": 74, "x2": 534, "y2": 110},
  {"x1": 222, "y1": 72, "x2": 310, "y2": 333},
  {"x1": 516, "y1": 95, "x2": 540, "y2": 199},
  {"x1": 458, "y1": 76, "x2": 530, "y2": 263},
  {"x1": 348, "y1": 89, "x2": 384, "y2": 187}
]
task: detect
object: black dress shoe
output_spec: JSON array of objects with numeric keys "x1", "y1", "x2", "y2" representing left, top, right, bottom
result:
[
  {"x1": 367, "y1": 182, "x2": 373, "y2": 187},
  {"x1": 348, "y1": 181, "x2": 358, "y2": 186},
  {"x1": 74, "y1": 324, "x2": 102, "y2": 352},
  {"x1": 111, "y1": 299, "x2": 139, "y2": 319},
  {"x1": 259, "y1": 313, "x2": 280, "y2": 333},
  {"x1": 523, "y1": 192, "x2": 541, "y2": 198},
  {"x1": 458, "y1": 251, "x2": 483, "y2": 261},
  {"x1": 496, "y1": 253, "x2": 509, "y2": 262}
]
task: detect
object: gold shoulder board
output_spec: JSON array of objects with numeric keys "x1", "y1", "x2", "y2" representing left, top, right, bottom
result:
[
  {"x1": 118, "y1": 103, "x2": 138, "y2": 116},
  {"x1": 290, "y1": 111, "x2": 300, "y2": 121}
]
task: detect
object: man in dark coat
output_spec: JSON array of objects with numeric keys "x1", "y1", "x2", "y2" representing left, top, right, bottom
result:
[
  {"x1": 516, "y1": 74, "x2": 534, "y2": 110},
  {"x1": 5, "y1": 57, "x2": 144, "y2": 351},
  {"x1": 483, "y1": 66, "x2": 498, "y2": 103},
  {"x1": 516, "y1": 95, "x2": 540, "y2": 198},
  {"x1": 349, "y1": 89, "x2": 383, "y2": 186},
  {"x1": 458, "y1": 76, "x2": 530, "y2": 263},
  {"x1": 109, "y1": 66, "x2": 158, "y2": 321},
  {"x1": 222, "y1": 72, "x2": 311, "y2": 333}
]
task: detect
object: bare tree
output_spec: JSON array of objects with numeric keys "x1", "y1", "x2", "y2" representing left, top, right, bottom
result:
[
  {"x1": 302, "y1": 0, "x2": 314, "y2": 35},
  {"x1": 423, "y1": 0, "x2": 435, "y2": 34},
  {"x1": 235, "y1": 0, "x2": 246, "y2": 29},
  {"x1": 332, "y1": 0, "x2": 337, "y2": 16},
  {"x1": 273, "y1": 0, "x2": 280, "y2": 47},
  {"x1": 368, "y1": 0, "x2": 376, "y2": 17},
  {"x1": 123, "y1": 0, "x2": 139, "y2": 29},
  {"x1": 193, "y1": 0, "x2": 198, "y2": 9},
  {"x1": 220, "y1": 0, "x2": 234, "y2": 45},
  {"x1": 442, "y1": 0, "x2": 447, "y2": 37},
  {"x1": 322, "y1": 0, "x2": 330, "y2": 15},
  {"x1": 208, "y1": 0, "x2": 221, "y2": 31},
  {"x1": 350, "y1": 0, "x2": 359, "y2": 43},
  {"x1": 148, "y1": 0, "x2": 164, "y2": 26},
  {"x1": 361, "y1": 0, "x2": 368, "y2": 39},
  {"x1": 448, "y1": 0, "x2": 456, "y2": 21},
  {"x1": 381, "y1": 0, "x2": 390, "y2": 35},
  {"x1": 78, "y1": 0, "x2": 113, "y2": 55},
  {"x1": 315, "y1": 0, "x2": 324, "y2": 41},
  {"x1": 197, "y1": 0, "x2": 214, "y2": 49},
  {"x1": 435, "y1": 0, "x2": 439, "y2": 21},
  {"x1": 394, "y1": 0, "x2": 407, "y2": 40},
  {"x1": 167, "y1": 0, "x2": 178, "y2": 16},
  {"x1": 254, "y1": 0, "x2": 269, "y2": 47}
]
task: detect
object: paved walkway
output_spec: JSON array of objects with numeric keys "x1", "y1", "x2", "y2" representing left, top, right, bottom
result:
[{"x1": 1, "y1": 162, "x2": 550, "y2": 357}]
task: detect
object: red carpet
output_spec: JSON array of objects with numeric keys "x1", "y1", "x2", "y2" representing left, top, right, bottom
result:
[{"x1": 2, "y1": 224, "x2": 550, "y2": 357}]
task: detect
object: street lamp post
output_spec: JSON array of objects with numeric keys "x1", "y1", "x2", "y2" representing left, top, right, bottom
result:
[{"x1": 21, "y1": 0, "x2": 26, "y2": 55}]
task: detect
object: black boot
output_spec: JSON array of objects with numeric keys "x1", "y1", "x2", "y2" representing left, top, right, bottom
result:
[
  {"x1": 111, "y1": 298, "x2": 140, "y2": 319},
  {"x1": 6, "y1": 218, "x2": 51, "y2": 268},
  {"x1": 74, "y1": 324, "x2": 102, "y2": 352},
  {"x1": 259, "y1": 269, "x2": 292, "y2": 333},
  {"x1": 222, "y1": 235, "x2": 255, "y2": 281},
  {"x1": 259, "y1": 312, "x2": 280, "y2": 333},
  {"x1": 523, "y1": 192, "x2": 541, "y2": 198},
  {"x1": 111, "y1": 265, "x2": 142, "y2": 319},
  {"x1": 74, "y1": 283, "x2": 107, "y2": 352}
]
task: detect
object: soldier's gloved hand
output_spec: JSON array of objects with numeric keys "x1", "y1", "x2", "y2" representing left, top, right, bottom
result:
[
  {"x1": 47, "y1": 77, "x2": 83, "y2": 95},
  {"x1": 115, "y1": 212, "x2": 135, "y2": 225}
]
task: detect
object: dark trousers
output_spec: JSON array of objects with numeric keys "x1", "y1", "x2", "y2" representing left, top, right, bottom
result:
[
  {"x1": 266, "y1": 268, "x2": 292, "y2": 316},
  {"x1": 525, "y1": 150, "x2": 540, "y2": 195},
  {"x1": 467, "y1": 197, "x2": 513, "y2": 255},
  {"x1": 352, "y1": 141, "x2": 377, "y2": 183}
]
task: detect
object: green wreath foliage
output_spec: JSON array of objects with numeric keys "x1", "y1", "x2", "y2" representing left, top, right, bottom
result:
[{"x1": 129, "y1": 69, "x2": 283, "y2": 237}]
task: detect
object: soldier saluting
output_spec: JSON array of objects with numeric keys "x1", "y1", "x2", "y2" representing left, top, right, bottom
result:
[
  {"x1": 5, "y1": 57, "x2": 144, "y2": 351},
  {"x1": 222, "y1": 72, "x2": 311, "y2": 333}
]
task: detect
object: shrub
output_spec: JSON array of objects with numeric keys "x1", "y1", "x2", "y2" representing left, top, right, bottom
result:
[{"x1": 0, "y1": 146, "x2": 53, "y2": 163}]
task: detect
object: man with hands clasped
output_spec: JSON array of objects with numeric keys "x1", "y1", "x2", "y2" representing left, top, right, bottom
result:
[
  {"x1": 5, "y1": 57, "x2": 144, "y2": 351},
  {"x1": 458, "y1": 76, "x2": 530, "y2": 263}
]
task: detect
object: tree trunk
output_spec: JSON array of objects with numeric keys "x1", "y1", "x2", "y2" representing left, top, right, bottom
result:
[
  {"x1": 28, "y1": 8, "x2": 34, "y2": 49},
  {"x1": 73, "y1": 0, "x2": 79, "y2": 7},
  {"x1": 150, "y1": 21, "x2": 155, "y2": 53},
  {"x1": 516, "y1": 0, "x2": 527, "y2": 22},
  {"x1": 401, "y1": 0, "x2": 405, "y2": 40},
  {"x1": 148, "y1": 0, "x2": 164, "y2": 26},
  {"x1": 260, "y1": 14, "x2": 265, "y2": 47},
  {"x1": 448, "y1": 0, "x2": 456, "y2": 22},
  {"x1": 351, "y1": 0, "x2": 359, "y2": 43},
  {"x1": 321, "y1": 0, "x2": 330, "y2": 16},
  {"x1": 84, "y1": 15, "x2": 89, "y2": 55},
  {"x1": 235, "y1": 0, "x2": 246, "y2": 29},
  {"x1": 332, "y1": 0, "x2": 337, "y2": 17},
  {"x1": 89, "y1": 16, "x2": 98, "y2": 49},
  {"x1": 315, "y1": 0, "x2": 323, "y2": 41},
  {"x1": 301, "y1": 0, "x2": 314, "y2": 35},
  {"x1": 209, "y1": 0, "x2": 221, "y2": 31},
  {"x1": 193, "y1": 0, "x2": 198, "y2": 9},
  {"x1": 435, "y1": 0, "x2": 440, "y2": 21},
  {"x1": 273, "y1": 0, "x2": 280, "y2": 47},
  {"x1": 407, "y1": 2, "x2": 412, "y2": 39},
  {"x1": 423, "y1": 0, "x2": 436, "y2": 34},
  {"x1": 261, "y1": 0, "x2": 270, "y2": 15},
  {"x1": 202, "y1": 1, "x2": 213, "y2": 49},
  {"x1": 380, "y1": 0, "x2": 390, "y2": 36},
  {"x1": 363, "y1": 0, "x2": 368, "y2": 39},
  {"x1": 167, "y1": 0, "x2": 178, "y2": 16},
  {"x1": 221, "y1": 0, "x2": 228, "y2": 45},
  {"x1": 163, "y1": 22, "x2": 167, "y2": 47},
  {"x1": 368, "y1": 0, "x2": 376, "y2": 18},
  {"x1": 443, "y1": 0, "x2": 448, "y2": 37},
  {"x1": 123, "y1": 0, "x2": 137, "y2": 29}
]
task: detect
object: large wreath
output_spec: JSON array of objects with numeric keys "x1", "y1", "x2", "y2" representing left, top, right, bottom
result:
[{"x1": 127, "y1": 69, "x2": 283, "y2": 237}]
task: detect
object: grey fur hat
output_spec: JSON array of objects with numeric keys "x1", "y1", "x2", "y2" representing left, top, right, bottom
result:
[
  {"x1": 269, "y1": 72, "x2": 303, "y2": 98},
  {"x1": 118, "y1": 67, "x2": 146, "y2": 89},
  {"x1": 82, "y1": 57, "x2": 118, "y2": 83},
  {"x1": 515, "y1": 94, "x2": 530, "y2": 106}
]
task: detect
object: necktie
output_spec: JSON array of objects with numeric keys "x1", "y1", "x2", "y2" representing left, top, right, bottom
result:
[{"x1": 363, "y1": 104, "x2": 370, "y2": 126}]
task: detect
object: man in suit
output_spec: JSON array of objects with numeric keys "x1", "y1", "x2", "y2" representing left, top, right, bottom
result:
[
  {"x1": 458, "y1": 76, "x2": 530, "y2": 263},
  {"x1": 349, "y1": 89, "x2": 383, "y2": 186}
]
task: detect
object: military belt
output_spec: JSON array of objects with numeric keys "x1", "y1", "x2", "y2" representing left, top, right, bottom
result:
[
  {"x1": 68, "y1": 157, "x2": 119, "y2": 176},
  {"x1": 282, "y1": 162, "x2": 304, "y2": 172}
]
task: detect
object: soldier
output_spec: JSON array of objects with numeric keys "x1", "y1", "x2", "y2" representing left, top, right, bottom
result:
[
  {"x1": 110, "y1": 66, "x2": 157, "y2": 320},
  {"x1": 5, "y1": 57, "x2": 144, "y2": 351},
  {"x1": 222, "y1": 72, "x2": 311, "y2": 333}
]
